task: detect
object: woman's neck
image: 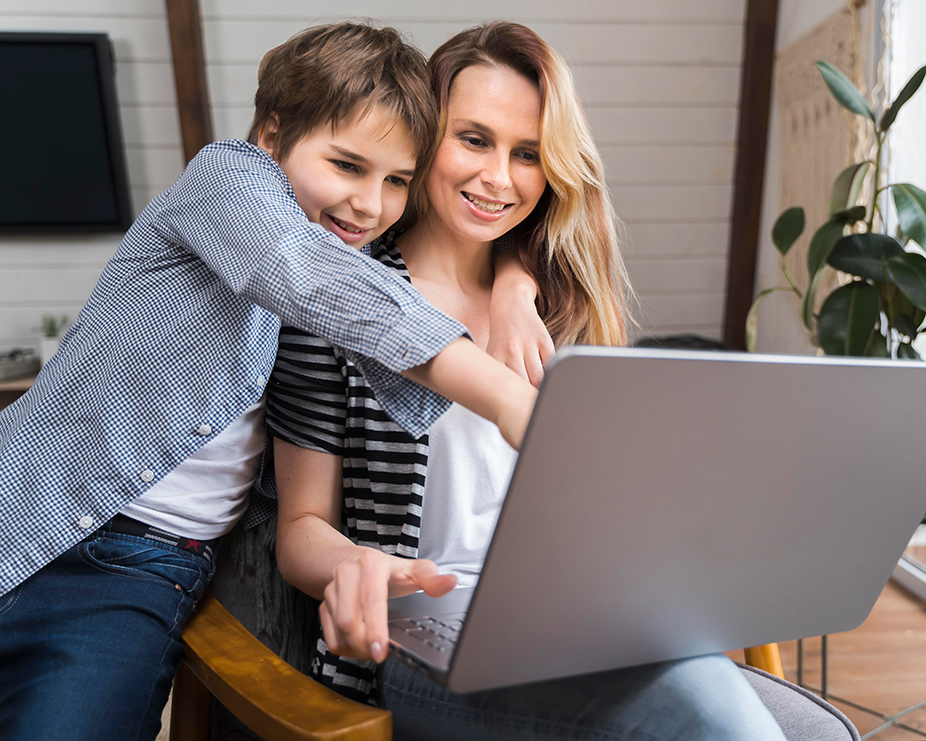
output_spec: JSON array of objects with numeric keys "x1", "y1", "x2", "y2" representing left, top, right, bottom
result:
[{"x1": 398, "y1": 215, "x2": 494, "y2": 295}]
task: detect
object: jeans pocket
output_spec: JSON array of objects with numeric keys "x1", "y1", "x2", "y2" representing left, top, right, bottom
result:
[
  {"x1": 0, "y1": 584, "x2": 22, "y2": 618},
  {"x1": 80, "y1": 533, "x2": 206, "y2": 594}
]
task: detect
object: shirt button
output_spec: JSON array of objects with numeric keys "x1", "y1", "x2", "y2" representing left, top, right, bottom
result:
[
  {"x1": 196, "y1": 424, "x2": 212, "y2": 436},
  {"x1": 257, "y1": 375, "x2": 266, "y2": 386},
  {"x1": 77, "y1": 515, "x2": 93, "y2": 529},
  {"x1": 140, "y1": 470, "x2": 155, "y2": 483}
]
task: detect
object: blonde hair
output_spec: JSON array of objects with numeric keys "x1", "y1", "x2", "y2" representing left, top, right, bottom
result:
[{"x1": 429, "y1": 22, "x2": 633, "y2": 347}]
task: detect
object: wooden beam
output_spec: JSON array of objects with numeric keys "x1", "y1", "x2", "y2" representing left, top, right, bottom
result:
[
  {"x1": 165, "y1": 0, "x2": 214, "y2": 163},
  {"x1": 723, "y1": 0, "x2": 780, "y2": 350}
]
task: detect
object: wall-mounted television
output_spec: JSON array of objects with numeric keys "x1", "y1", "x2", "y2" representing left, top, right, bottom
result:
[{"x1": 0, "y1": 32, "x2": 132, "y2": 233}]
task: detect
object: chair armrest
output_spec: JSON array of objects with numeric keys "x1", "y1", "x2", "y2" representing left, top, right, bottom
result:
[{"x1": 180, "y1": 592, "x2": 391, "y2": 741}]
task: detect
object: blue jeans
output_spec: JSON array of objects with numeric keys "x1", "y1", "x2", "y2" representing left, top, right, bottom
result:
[
  {"x1": 380, "y1": 653, "x2": 787, "y2": 741},
  {"x1": 0, "y1": 525, "x2": 214, "y2": 741}
]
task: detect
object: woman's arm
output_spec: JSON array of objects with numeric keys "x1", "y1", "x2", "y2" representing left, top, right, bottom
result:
[
  {"x1": 489, "y1": 248, "x2": 555, "y2": 387},
  {"x1": 274, "y1": 439, "x2": 456, "y2": 663}
]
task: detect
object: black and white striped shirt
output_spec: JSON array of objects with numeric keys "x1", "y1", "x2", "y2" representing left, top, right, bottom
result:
[{"x1": 265, "y1": 234, "x2": 430, "y2": 702}]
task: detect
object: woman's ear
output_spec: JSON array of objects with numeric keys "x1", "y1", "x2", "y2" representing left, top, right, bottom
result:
[{"x1": 256, "y1": 114, "x2": 281, "y2": 159}]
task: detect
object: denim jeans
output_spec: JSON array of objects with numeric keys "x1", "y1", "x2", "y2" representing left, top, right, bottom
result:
[
  {"x1": 0, "y1": 525, "x2": 214, "y2": 741},
  {"x1": 380, "y1": 653, "x2": 787, "y2": 741}
]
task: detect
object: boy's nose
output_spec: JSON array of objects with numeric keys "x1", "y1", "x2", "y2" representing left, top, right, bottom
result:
[{"x1": 350, "y1": 182, "x2": 383, "y2": 220}]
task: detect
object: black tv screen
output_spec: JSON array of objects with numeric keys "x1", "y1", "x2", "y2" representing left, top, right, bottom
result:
[{"x1": 0, "y1": 32, "x2": 132, "y2": 233}]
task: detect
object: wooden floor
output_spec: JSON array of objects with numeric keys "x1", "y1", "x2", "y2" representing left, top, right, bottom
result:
[{"x1": 730, "y1": 544, "x2": 926, "y2": 740}]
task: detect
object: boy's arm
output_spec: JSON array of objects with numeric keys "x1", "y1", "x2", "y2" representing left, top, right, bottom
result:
[
  {"x1": 401, "y1": 337, "x2": 537, "y2": 450},
  {"x1": 150, "y1": 141, "x2": 467, "y2": 437},
  {"x1": 489, "y1": 247, "x2": 555, "y2": 387}
]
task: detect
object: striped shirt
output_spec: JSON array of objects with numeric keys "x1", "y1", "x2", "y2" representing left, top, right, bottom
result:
[
  {"x1": 265, "y1": 235, "x2": 430, "y2": 702},
  {"x1": 0, "y1": 140, "x2": 465, "y2": 598}
]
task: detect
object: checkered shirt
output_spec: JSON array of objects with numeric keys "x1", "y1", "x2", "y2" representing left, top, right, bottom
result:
[{"x1": 0, "y1": 140, "x2": 465, "y2": 597}]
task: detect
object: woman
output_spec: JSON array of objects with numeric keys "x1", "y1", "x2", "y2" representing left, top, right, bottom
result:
[{"x1": 252, "y1": 22, "x2": 785, "y2": 740}]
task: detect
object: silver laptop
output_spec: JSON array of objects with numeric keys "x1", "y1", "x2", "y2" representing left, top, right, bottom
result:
[{"x1": 388, "y1": 346, "x2": 926, "y2": 693}]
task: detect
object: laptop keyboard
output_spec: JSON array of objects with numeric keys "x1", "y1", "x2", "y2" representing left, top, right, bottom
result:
[{"x1": 389, "y1": 613, "x2": 466, "y2": 653}]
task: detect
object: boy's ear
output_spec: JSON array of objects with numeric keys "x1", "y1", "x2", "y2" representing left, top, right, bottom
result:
[{"x1": 256, "y1": 115, "x2": 280, "y2": 159}]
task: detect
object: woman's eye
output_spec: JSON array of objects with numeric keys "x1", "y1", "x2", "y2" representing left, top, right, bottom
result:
[
  {"x1": 386, "y1": 176, "x2": 409, "y2": 188},
  {"x1": 332, "y1": 160, "x2": 358, "y2": 173},
  {"x1": 460, "y1": 135, "x2": 487, "y2": 148},
  {"x1": 517, "y1": 150, "x2": 541, "y2": 165}
]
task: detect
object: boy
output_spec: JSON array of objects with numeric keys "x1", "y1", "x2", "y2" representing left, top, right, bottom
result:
[{"x1": 0, "y1": 22, "x2": 536, "y2": 741}]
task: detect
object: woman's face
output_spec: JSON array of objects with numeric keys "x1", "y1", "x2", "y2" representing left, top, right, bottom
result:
[{"x1": 424, "y1": 64, "x2": 547, "y2": 245}]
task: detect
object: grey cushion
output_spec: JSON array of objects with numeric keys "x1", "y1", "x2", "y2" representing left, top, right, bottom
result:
[{"x1": 739, "y1": 663, "x2": 860, "y2": 741}]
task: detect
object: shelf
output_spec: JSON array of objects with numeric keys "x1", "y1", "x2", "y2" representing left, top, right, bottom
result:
[{"x1": 0, "y1": 375, "x2": 36, "y2": 392}]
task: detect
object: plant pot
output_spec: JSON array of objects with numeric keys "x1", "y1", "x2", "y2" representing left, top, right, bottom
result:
[{"x1": 40, "y1": 338, "x2": 60, "y2": 367}]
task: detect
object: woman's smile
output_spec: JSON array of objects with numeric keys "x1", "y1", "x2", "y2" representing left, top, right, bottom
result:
[{"x1": 461, "y1": 191, "x2": 513, "y2": 220}]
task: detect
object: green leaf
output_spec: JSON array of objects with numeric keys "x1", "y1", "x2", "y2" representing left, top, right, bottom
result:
[
  {"x1": 827, "y1": 233, "x2": 905, "y2": 280},
  {"x1": 895, "y1": 313, "x2": 919, "y2": 339},
  {"x1": 829, "y1": 162, "x2": 871, "y2": 216},
  {"x1": 817, "y1": 282, "x2": 881, "y2": 356},
  {"x1": 886, "y1": 251, "x2": 926, "y2": 311},
  {"x1": 800, "y1": 269, "x2": 827, "y2": 331},
  {"x1": 898, "y1": 342, "x2": 921, "y2": 361},
  {"x1": 816, "y1": 61, "x2": 876, "y2": 123},
  {"x1": 892, "y1": 184, "x2": 926, "y2": 247},
  {"x1": 772, "y1": 207, "x2": 805, "y2": 256},
  {"x1": 865, "y1": 335, "x2": 889, "y2": 357},
  {"x1": 881, "y1": 64, "x2": 926, "y2": 132},
  {"x1": 807, "y1": 219, "x2": 848, "y2": 277}
]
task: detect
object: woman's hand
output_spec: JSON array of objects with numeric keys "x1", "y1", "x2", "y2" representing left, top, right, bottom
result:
[
  {"x1": 318, "y1": 548, "x2": 457, "y2": 663},
  {"x1": 489, "y1": 248, "x2": 555, "y2": 387}
]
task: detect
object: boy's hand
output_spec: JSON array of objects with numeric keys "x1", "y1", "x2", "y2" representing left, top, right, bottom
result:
[
  {"x1": 490, "y1": 248, "x2": 554, "y2": 387},
  {"x1": 318, "y1": 549, "x2": 457, "y2": 663}
]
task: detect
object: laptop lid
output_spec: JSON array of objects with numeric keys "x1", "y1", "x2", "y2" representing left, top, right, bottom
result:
[{"x1": 438, "y1": 347, "x2": 926, "y2": 692}]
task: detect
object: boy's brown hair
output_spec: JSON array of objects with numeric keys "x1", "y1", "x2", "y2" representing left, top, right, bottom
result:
[{"x1": 247, "y1": 22, "x2": 438, "y2": 170}]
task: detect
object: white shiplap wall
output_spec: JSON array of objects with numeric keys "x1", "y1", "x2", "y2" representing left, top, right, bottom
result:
[
  {"x1": 0, "y1": 0, "x2": 184, "y2": 352},
  {"x1": 201, "y1": 0, "x2": 745, "y2": 340},
  {"x1": 0, "y1": 0, "x2": 746, "y2": 351}
]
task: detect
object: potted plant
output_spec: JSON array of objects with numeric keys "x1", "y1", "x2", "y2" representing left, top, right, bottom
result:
[
  {"x1": 748, "y1": 61, "x2": 926, "y2": 358},
  {"x1": 38, "y1": 314, "x2": 68, "y2": 366}
]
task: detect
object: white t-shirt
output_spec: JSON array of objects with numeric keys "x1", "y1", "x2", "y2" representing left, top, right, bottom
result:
[
  {"x1": 417, "y1": 402, "x2": 518, "y2": 587},
  {"x1": 121, "y1": 396, "x2": 266, "y2": 539}
]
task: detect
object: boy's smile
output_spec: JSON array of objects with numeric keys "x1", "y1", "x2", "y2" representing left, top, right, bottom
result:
[{"x1": 259, "y1": 105, "x2": 417, "y2": 247}]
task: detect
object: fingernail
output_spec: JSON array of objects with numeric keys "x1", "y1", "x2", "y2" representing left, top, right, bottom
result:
[{"x1": 371, "y1": 641, "x2": 383, "y2": 660}]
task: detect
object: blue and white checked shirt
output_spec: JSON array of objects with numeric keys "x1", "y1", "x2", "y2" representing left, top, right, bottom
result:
[{"x1": 0, "y1": 140, "x2": 466, "y2": 597}]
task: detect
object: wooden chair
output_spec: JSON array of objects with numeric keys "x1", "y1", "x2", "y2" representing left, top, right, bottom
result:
[
  {"x1": 168, "y1": 592, "x2": 391, "y2": 741},
  {"x1": 168, "y1": 591, "x2": 783, "y2": 741}
]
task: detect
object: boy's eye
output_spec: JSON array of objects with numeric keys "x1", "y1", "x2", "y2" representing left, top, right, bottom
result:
[
  {"x1": 386, "y1": 175, "x2": 409, "y2": 188},
  {"x1": 332, "y1": 160, "x2": 358, "y2": 173}
]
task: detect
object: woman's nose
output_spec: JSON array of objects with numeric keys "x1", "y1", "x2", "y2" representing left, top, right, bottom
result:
[{"x1": 481, "y1": 152, "x2": 512, "y2": 192}]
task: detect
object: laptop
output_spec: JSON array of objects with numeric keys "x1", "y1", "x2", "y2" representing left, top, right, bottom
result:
[{"x1": 387, "y1": 346, "x2": 926, "y2": 693}]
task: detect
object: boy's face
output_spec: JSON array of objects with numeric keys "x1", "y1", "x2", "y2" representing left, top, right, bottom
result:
[{"x1": 259, "y1": 106, "x2": 417, "y2": 247}]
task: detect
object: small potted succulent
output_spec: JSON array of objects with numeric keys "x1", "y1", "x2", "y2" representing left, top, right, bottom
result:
[{"x1": 38, "y1": 314, "x2": 68, "y2": 367}]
